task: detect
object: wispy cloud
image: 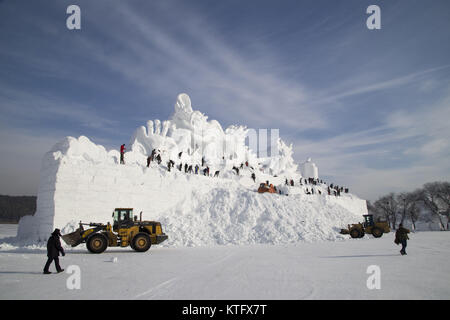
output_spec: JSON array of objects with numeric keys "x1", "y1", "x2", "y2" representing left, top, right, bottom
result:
[
  {"x1": 310, "y1": 64, "x2": 450, "y2": 105},
  {"x1": 71, "y1": 1, "x2": 325, "y2": 130},
  {"x1": 0, "y1": 86, "x2": 118, "y2": 132},
  {"x1": 292, "y1": 88, "x2": 450, "y2": 200},
  {"x1": 1, "y1": 0, "x2": 450, "y2": 200}
]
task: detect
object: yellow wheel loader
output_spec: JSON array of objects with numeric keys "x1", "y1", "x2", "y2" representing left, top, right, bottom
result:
[
  {"x1": 61, "y1": 208, "x2": 168, "y2": 253},
  {"x1": 340, "y1": 214, "x2": 390, "y2": 239}
]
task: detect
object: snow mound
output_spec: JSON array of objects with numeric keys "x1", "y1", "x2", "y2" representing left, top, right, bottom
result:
[
  {"x1": 14, "y1": 94, "x2": 367, "y2": 246},
  {"x1": 161, "y1": 184, "x2": 367, "y2": 246}
]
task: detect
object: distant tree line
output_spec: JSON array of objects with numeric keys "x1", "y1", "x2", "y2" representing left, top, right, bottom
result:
[
  {"x1": 367, "y1": 181, "x2": 450, "y2": 231},
  {"x1": 0, "y1": 195, "x2": 36, "y2": 223}
]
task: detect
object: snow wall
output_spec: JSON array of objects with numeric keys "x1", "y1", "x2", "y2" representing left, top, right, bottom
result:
[{"x1": 17, "y1": 94, "x2": 367, "y2": 246}]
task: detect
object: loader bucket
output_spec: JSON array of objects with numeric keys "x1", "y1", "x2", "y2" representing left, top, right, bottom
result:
[{"x1": 61, "y1": 228, "x2": 82, "y2": 247}]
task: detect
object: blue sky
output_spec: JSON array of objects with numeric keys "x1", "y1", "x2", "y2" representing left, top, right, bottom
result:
[{"x1": 1, "y1": 0, "x2": 450, "y2": 200}]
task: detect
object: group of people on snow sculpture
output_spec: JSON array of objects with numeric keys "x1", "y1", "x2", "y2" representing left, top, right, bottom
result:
[
  {"x1": 120, "y1": 144, "x2": 350, "y2": 198},
  {"x1": 280, "y1": 176, "x2": 349, "y2": 197},
  {"x1": 142, "y1": 147, "x2": 257, "y2": 181}
]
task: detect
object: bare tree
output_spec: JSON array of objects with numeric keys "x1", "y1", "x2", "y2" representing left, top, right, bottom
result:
[
  {"x1": 398, "y1": 190, "x2": 422, "y2": 231},
  {"x1": 366, "y1": 200, "x2": 378, "y2": 218},
  {"x1": 397, "y1": 192, "x2": 409, "y2": 225},
  {"x1": 419, "y1": 182, "x2": 450, "y2": 231},
  {"x1": 374, "y1": 193, "x2": 398, "y2": 229},
  {"x1": 435, "y1": 182, "x2": 450, "y2": 230}
]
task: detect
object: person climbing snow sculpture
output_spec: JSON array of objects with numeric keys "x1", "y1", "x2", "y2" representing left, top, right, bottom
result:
[
  {"x1": 156, "y1": 155, "x2": 161, "y2": 164},
  {"x1": 167, "y1": 160, "x2": 175, "y2": 171},
  {"x1": 120, "y1": 144, "x2": 126, "y2": 164},
  {"x1": 43, "y1": 228, "x2": 65, "y2": 274}
]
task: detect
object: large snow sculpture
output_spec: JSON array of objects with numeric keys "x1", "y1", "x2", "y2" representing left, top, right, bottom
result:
[{"x1": 14, "y1": 93, "x2": 365, "y2": 247}]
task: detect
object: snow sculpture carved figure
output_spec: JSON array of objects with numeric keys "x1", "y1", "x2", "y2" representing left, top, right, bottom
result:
[
  {"x1": 300, "y1": 158, "x2": 319, "y2": 179},
  {"x1": 129, "y1": 93, "x2": 266, "y2": 169}
]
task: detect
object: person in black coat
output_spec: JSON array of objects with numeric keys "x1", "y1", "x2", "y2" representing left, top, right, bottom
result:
[
  {"x1": 43, "y1": 228, "x2": 65, "y2": 274},
  {"x1": 395, "y1": 224, "x2": 410, "y2": 255}
]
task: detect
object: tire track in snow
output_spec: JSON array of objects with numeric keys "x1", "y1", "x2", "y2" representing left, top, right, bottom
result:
[
  {"x1": 134, "y1": 277, "x2": 179, "y2": 299},
  {"x1": 134, "y1": 249, "x2": 237, "y2": 299}
]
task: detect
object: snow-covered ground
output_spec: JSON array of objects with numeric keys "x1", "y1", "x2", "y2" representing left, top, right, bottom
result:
[{"x1": 1, "y1": 224, "x2": 449, "y2": 300}]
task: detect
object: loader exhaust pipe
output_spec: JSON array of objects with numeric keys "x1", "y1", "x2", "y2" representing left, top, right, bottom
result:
[{"x1": 140, "y1": 211, "x2": 142, "y2": 222}]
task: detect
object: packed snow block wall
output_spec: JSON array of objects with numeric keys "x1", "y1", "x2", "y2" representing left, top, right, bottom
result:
[
  {"x1": 17, "y1": 93, "x2": 368, "y2": 246},
  {"x1": 18, "y1": 136, "x2": 191, "y2": 242}
]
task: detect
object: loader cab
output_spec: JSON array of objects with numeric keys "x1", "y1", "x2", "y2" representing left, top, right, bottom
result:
[
  {"x1": 363, "y1": 214, "x2": 374, "y2": 228},
  {"x1": 112, "y1": 208, "x2": 134, "y2": 231}
]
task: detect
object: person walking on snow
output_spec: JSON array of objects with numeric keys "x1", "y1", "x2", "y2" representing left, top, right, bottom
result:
[
  {"x1": 120, "y1": 144, "x2": 126, "y2": 164},
  {"x1": 43, "y1": 229, "x2": 65, "y2": 274},
  {"x1": 395, "y1": 223, "x2": 410, "y2": 255}
]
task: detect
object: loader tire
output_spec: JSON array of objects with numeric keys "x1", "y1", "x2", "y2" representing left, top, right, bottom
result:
[
  {"x1": 87, "y1": 233, "x2": 108, "y2": 254},
  {"x1": 350, "y1": 229, "x2": 361, "y2": 239},
  {"x1": 132, "y1": 233, "x2": 151, "y2": 252},
  {"x1": 372, "y1": 227, "x2": 383, "y2": 238}
]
